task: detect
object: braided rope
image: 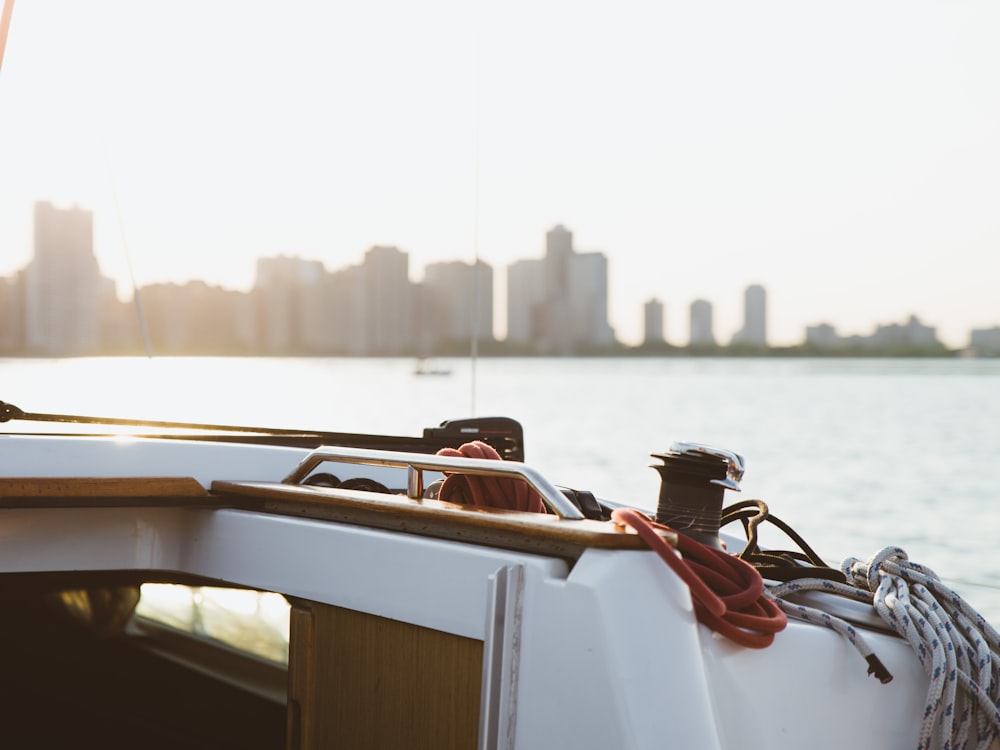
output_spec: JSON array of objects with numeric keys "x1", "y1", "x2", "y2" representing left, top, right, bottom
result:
[
  {"x1": 843, "y1": 548, "x2": 1000, "y2": 750},
  {"x1": 769, "y1": 547, "x2": 1000, "y2": 750},
  {"x1": 767, "y1": 578, "x2": 894, "y2": 683}
]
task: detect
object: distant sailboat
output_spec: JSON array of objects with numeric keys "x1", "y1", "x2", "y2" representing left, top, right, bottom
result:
[{"x1": 413, "y1": 357, "x2": 452, "y2": 376}]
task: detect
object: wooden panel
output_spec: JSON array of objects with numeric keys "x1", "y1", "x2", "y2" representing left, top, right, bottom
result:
[
  {"x1": 214, "y1": 479, "x2": 677, "y2": 560},
  {"x1": 286, "y1": 603, "x2": 315, "y2": 750},
  {"x1": 287, "y1": 601, "x2": 483, "y2": 750}
]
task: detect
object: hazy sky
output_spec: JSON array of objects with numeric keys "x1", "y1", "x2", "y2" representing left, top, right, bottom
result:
[{"x1": 1, "y1": 0, "x2": 998, "y2": 347}]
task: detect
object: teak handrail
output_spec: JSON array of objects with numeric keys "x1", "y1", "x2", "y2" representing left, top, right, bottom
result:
[{"x1": 212, "y1": 479, "x2": 676, "y2": 561}]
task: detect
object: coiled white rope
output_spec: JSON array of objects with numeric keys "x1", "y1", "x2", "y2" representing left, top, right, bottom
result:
[
  {"x1": 844, "y1": 547, "x2": 1000, "y2": 750},
  {"x1": 769, "y1": 546, "x2": 1000, "y2": 750}
]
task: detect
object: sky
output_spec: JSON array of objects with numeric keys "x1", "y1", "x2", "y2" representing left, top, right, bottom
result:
[{"x1": 1, "y1": 0, "x2": 998, "y2": 348}]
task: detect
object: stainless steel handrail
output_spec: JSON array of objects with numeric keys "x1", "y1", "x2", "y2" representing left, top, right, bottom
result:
[{"x1": 282, "y1": 446, "x2": 586, "y2": 520}]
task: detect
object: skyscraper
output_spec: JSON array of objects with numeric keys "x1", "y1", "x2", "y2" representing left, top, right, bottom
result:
[
  {"x1": 544, "y1": 224, "x2": 574, "y2": 297},
  {"x1": 507, "y1": 225, "x2": 614, "y2": 353},
  {"x1": 423, "y1": 259, "x2": 494, "y2": 351},
  {"x1": 24, "y1": 201, "x2": 108, "y2": 355},
  {"x1": 254, "y1": 255, "x2": 326, "y2": 352},
  {"x1": 689, "y1": 299, "x2": 715, "y2": 346},
  {"x1": 506, "y1": 258, "x2": 546, "y2": 346},
  {"x1": 643, "y1": 298, "x2": 664, "y2": 345},
  {"x1": 732, "y1": 284, "x2": 767, "y2": 346},
  {"x1": 363, "y1": 245, "x2": 413, "y2": 355},
  {"x1": 568, "y1": 251, "x2": 615, "y2": 348}
]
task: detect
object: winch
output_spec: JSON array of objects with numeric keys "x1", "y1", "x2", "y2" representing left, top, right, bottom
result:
[{"x1": 651, "y1": 442, "x2": 744, "y2": 549}]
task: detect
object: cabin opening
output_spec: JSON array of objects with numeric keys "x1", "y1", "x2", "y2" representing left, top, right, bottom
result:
[{"x1": 0, "y1": 576, "x2": 487, "y2": 750}]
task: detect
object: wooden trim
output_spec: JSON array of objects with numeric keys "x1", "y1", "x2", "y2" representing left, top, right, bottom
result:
[
  {"x1": 212, "y1": 480, "x2": 676, "y2": 560},
  {"x1": 0, "y1": 476, "x2": 212, "y2": 506}
]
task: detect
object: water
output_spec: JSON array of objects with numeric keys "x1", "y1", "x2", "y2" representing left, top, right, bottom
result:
[{"x1": 3, "y1": 355, "x2": 999, "y2": 621}]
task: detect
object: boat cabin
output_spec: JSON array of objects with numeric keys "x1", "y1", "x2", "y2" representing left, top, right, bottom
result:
[{"x1": 0, "y1": 414, "x2": 961, "y2": 749}]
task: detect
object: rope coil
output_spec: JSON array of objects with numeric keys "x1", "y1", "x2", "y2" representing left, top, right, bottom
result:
[
  {"x1": 611, "y1": 508, "x2": 787, "y2": 649},
  {"x1": 767, "y1": 547, "x2": 1000, "y2": 750},
  {"x1": 842, "y1": 548, "x2": 1000, "y2": 750}
]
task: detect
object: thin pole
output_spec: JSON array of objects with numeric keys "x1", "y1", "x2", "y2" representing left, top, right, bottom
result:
[
  {"x1": 0, "y1": 0, "x2": 16, "y2": 74},
  {"x1": 114, "y1": 186, "x2": 153, "y2": 358},
  {"x1": 469, "y1": 8, "x2": 482, "y2": 417},
  {"x1": 98, "y1": 120, "x2": 153, "y2": 358}
]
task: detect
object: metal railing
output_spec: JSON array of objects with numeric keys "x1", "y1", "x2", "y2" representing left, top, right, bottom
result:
[{"x1": 282, "y1": 446, "x2": 585, "y2": 520}]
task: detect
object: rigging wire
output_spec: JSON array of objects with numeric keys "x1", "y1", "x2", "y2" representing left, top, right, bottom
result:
[
  {"x1": 83, "y1": 32, "x2": 153, "y2": 358},
  {"x1": 468, "y1": 6, "x2": 483, "y2": 417},
  {"x1": 100, "y1": 128, "x2": 152, "y2": 358}
]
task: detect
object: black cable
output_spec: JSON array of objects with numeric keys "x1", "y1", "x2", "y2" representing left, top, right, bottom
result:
[{"x1": 721, "y1": 499, "x2": 845, "y2": 582}]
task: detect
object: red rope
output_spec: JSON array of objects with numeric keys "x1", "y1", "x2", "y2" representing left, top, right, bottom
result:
[
  {"x1": 611, "y1": 507, "x2": 787, "y2": 649},
  {"x1": 435, "y1": 441, "x2": 545, "y2": 513}
]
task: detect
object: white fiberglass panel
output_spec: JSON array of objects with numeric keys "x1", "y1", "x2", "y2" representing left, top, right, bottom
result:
[
  {"x1": 515, "y1": 548, "x2": 724, "y2": 750},
  {"x1": 175, "y1": 508, "x2": 569, "y2": 640},
  {"x1": 0, "y1": 506, "x2": 187, "y2": 573},
  {"x1": 700, "y1": 615, "x2": 927, "y2": 749},
  {"x1": 0, "y1": 434, "x2": 310, "y2": 487}
]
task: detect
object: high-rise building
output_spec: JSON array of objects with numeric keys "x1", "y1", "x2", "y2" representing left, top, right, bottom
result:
[
  {"x1": 731, "y1": 284, "x2": 767, "y2": 346},
  {"x1": 643, "y1": 298, "x2": 664, "y2": 345},
  {"x1": 143, "y1": 281, "x2": 254, "y2": 354},
  {"x1": 689, "y1": 299, "x2": 715, "y2": 346},
  {"x1": 507, "y1": 225, "x2": 615, "y2": 353},
  {"x1": 327, "y1": 264, "x2": 367, "y2": 355},
  {"x1": 24, "y1": 201, "x2": 108, "y2": 355},
  {"x1": 540, "y1": 225, "x2": 575, "y2": 353},
  {"x1": 805, "y1": 322, "x2": 841, "y2": 349},
  {"x1": 363, "y1": 245, "x2": 413, "y2": 355},
  {"x1": 568, "y1": 251, "x2": 615, "y2": 348},
  {"x1": 871, "y1": 315, "x2": 940, "y2": 348},
  {"x1": 254, "y1": 255, "x2": 328, "y2": 353},
  {"x1": 970, "y1": 326, "x2": 1000, "y2": 354},
  {"x1": 422, "y1": 259, "x2": 494, "y2": 352},
  {"x1": 506, "y1": 258, "x2": 546, "y2": 346},
  {"x1": 544, "y1": 225, "x2": 574, "y2": 297},
  {"x1": 0, "y1": 274, "x2": 24, "y2": 351}
]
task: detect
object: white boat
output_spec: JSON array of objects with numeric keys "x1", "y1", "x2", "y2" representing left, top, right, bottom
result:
[{"x1": 0, "y1": 399, "x2": 996, "y2": 749}]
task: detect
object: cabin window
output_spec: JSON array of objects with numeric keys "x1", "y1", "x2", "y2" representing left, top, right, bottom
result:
[{"x1": 134, "y1": 583, "x2": 291, "y2": 665}]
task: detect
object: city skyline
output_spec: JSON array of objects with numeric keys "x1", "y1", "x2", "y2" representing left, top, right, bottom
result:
[
  {"x1": 1, "y1": 196, "x2": 995, "y2": 351},
  {"x1": 2, "y1": 2, "x2": 999, "y2": 349},
  {"x1": 2, "y1": 201, "x2": 990, "y2": 355}
]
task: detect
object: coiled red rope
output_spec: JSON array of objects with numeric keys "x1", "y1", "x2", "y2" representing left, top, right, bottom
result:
[
  {"x1": 611, "y1": 507, "x2": 787, "y2": 649},
  {"x1": 435, "y1": 441, "x2": 545, "y2": 513}
]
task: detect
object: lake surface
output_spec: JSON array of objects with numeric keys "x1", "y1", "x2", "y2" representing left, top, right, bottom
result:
[{"x1": 3, "y1": 355, "x2": 999, "y2": 620}]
